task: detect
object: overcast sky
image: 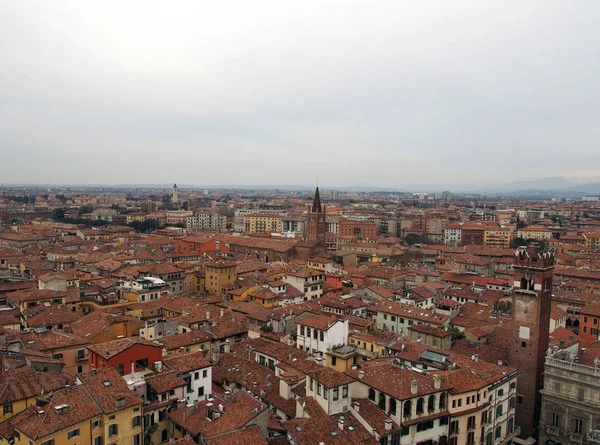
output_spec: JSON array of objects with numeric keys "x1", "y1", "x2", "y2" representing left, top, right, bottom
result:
[{"x1": 1, "y1": 1, "x2": 599, "y2": 189}]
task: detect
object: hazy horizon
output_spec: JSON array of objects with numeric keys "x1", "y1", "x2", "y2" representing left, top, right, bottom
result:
[{"x1": 2, "y1": 1, "x2": 600, "y2": 187}]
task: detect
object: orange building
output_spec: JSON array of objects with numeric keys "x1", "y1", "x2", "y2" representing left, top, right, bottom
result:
[{"x1": 579, "y1": 302, "x2": 600, "y2": 342}]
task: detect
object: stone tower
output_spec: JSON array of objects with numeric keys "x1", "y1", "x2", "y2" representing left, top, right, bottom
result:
[
  {"x1": 510, "y1": 243, "x2": 555, "y2": 438},
  {"x1": 172, "y1": 183, "x2": 178, "y2": 203},
  {"x1": 306, "y1": 186, "x2": 326, "y2": 244}
]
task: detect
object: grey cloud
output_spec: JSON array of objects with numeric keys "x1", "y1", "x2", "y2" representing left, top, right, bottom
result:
[{"x1": 1, "y1": 1, "x2": 600, "y2": 188}]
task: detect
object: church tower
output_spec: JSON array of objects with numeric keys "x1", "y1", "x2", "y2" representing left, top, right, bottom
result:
[
  {"x1": 306, "y1": 186, "x2": 326, "y2": 244},
  {"x1": 510, "y1": 243, "x2": 555, "y2": 438},
  {"x1": 172, "y1": 183, "x2": 178, "y2": 204}
]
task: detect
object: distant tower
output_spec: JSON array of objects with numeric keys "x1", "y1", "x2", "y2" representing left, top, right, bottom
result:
[
  {"x1": 510, "y1": 243, "x2": 555, "y2": 438},
  {"x1": 147, "y1": 200, "x2": 153, "y2": 214},
  {"x1": 306, "y1": 186, "x2": 326, "y2": 244},
  {"x1": 172, "y1": 184, "x2": 178, "y2": 203}
]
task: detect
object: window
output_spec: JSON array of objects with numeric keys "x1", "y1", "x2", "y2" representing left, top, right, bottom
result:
[
  {"x1": 577, "y1": 388, "x2": 585, "y2": 401},
  {"x1": 369, "y1": 388, "x2": 376, "y2": 401},
  {"x1": 498, "y1": 389, "x2": 504, "y2": 397},
  {"x1": 109, "y1": 424, "x2": 118, "y2": 437},
  {"x1": 550, "y1": 412, "x2": 561, "y2": 427},
  {"x1": 133, "y1": 416, "x2": 141, "y2": 427},
  {"x1": 68, "y1": 429, "x2": 80, "y2": 439},
  {"x1": 389, "y1": 398, "x2": 397, "y2": 416},
  {"x1": 584, "y1": 316, "x2": 588, "y2": 323},
  {"x1": 331, "y1": 356, "x2": 337, "y2": 366},
  {"x1": 509, "y1": 397, "x2": 515, "y2": 409},
  {"x1": 198, "y1": 386, "x2": 205, "y2": 398},
  {"x1": 572, "y1": 418, "x2": 584, "y2": 434},
  {"x1": 194, "y1": 372, "x2": 199, "y2": 380},
  {"x1": 133, "y1": 434, "x2": 141, "y2": 445},
  {"x1": 416, "y1": 397, "x2": 424, "y2": 414},
  {"x1": 41, "y1": 441, "x2": 55, "y2": 445},
  {"x1": 3, "y1": 403, "x2": 12, "y2": 414},
  {"x1": 76, "y1": 349, "x2": 85, "y2": 360},
  {"x1": 300, "y1": 326, "x2": 305, "y2": 335},
  {"x1": 333, "y1": 388, "x2": 339, "y2": 401},
  {"x1": 467, "y1": 416, "x2": 476, "y2": 430},
  {"x1": 53, "y1": 353, "x2": 63, "y2": 360},
  {"x1": 554, "y1": 381, "x2": 561, "y2": 391},
  {"x1": 517, "y1": 395, "x2": 523, "y2": 405},
  {"x1": 317, "y1": 384, "x2": 322, "y2": 396},
  {"x1": 403, "y1": 400, "x2": 412, "y2": 418},
  {"x1": 93, "y1": 420, "x2": 101, "y2": 429},
  {"x1": 495, "y1": 426, "x2": 502, "y2": 439},
  {"x1": 310, "y1": 378, "x2": 314, "y2": 391},
  {"x1": 320, "y1": 331, "x2": 324, "y2": 341},
  {"x1": 342, "y1": 385, "x2": 348, "y2": 398},
  {"x1": 203, "y1": 369, "x2": 208, "y2": 378},
  {"x1": 496, "y1": 405, "x2": 503, "y2": 418},
  {"x1": 450, "y1": 420, "x2": 459, "y2": 435},
  {"x1": 313, "y1": 329, "x2": 318, "y2": 339}
]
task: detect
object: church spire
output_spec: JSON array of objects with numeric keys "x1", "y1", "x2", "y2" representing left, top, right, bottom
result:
[{"x1": 311, "y1": 186, "x2": 322, "y2": 213}]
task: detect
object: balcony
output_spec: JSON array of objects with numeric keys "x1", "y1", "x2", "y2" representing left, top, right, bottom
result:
[
  {"x1": 546, "y1": 426, "x2": 560, "y2": 437},
  {"x1": 570, "y1": 433, "x2": 584, "y2": 444},
  {"x1": 503, "y1": 426, "x2": 521, "y2": 443}
]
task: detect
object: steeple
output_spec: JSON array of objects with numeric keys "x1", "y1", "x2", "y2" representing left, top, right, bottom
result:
[{"x1": 311, "y1": 186, "x2": 322, "y2": 213}]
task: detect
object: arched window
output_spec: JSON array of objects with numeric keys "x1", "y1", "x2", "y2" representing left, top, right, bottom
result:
[
  {"x1": 428, "y1": 395, "x2": 435, "y2": 412},
  {"x1": 161, "y1": 429, "x2": 168, "y2": 442},
  {"x1": 520, "y1": 277, "x2": 527, "y2": 289},
  {"x1": 379, "y1": 393, "x2": 387, "y2": 410},
  {"x1": 439, "y1": 393, "x2": 447, "y2": 409},
  {"x1": 403, "y1": 400, "x2": 412, "y2": 418},
  {"x1": 529, "y1": 279, "x2": 535, "y2": 291},
  {"x1": 389, "y1": 398, "x2": 397, "y2": 416},
  {"x1": 416, "y1": 397, "x2": 424, "y2": 414},
  {"x1": 368, "y1": 388, "x2": 376, "y2": 401}
]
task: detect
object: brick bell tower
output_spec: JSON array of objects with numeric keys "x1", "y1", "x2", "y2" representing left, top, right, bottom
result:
[
  {"x1": 306, "y1": 186, "x2": 326, "y2": 244},
  {"x1": 510, "y1": 243, "x2": 555, "y2": 438}
]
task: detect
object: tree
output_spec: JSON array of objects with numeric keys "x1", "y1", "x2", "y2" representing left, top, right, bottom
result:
[
  {"x1": 404, "y1": 233, "x2": 425, "y2": 246},
  {"x1": 52, "y1": 208, "x2": 67, "y2": 222},
  {"x1": 55, "y1": 194, "x2": 68, "y2": 204},
  {"x1": 493, "y1": 300, "x2": 512, "y2": 314}
]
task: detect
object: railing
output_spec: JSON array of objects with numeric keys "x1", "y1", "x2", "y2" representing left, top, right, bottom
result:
[
  {"x1": 570, "y1": 433, "x2": 584, "y2": 444},
  {"x1": 546, "y1": 357, "x2": 600, "y2": 377},
  {"x1": 546, "y1": 426, "x2": 560, "y2": 437},
  {"x1": 503, "y1": 426, "x2": 521, "y2": 443}
]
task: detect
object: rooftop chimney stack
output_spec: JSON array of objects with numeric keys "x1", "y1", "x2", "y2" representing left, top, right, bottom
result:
[
  {"x1": 433, "y1": 374, "x2": 441, "y2": 390},
  {"x1": 411, "y1": 379, "x2": 418, "y2": 395}
]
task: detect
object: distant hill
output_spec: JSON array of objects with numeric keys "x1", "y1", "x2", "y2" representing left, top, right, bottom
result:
[{"x1": 485, "y1": 176, "x2": 574, "y2": 192}]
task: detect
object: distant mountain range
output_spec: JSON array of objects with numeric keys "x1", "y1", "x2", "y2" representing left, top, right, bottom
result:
[
  {"x1": 478, "y1": 177, "x2": 600, "y2": 196},
  {"x1": 2, "y1": 177, "x2": 599, "y2": 197}
]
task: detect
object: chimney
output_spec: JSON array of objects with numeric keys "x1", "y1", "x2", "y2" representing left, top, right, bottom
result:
[
  {"x1": 223, "y1": 339, "x2": 231, "y2": 354},
  {"x1": 385, "y1": 419, "x2": 392, "y2": 431},
  {"x1": 433, "y1": 374, "x2": 441, "y2": 390},
  {"x1": 411, "y1": 379, "x2": 418, "y2": 395},
  {"x1": 218, "y1": 404, "x2": 224, "y2": 412},
  {"x1": 206, "y1": 310, "x2": 210, "y2": 320},
  {"x1": 338, "y1": 419, "x2": 344, "y2": 431},
  {"x1": 471, "y1": 354, "x2": 479, "y2": 362},
  {"x1": 358, "y1": 370, "x2": 365, "y2": 380},
  {"x1": 220, "y1": 308, "x2": 224, "y2": 318},
  {"x1": 185, "y1": 403, "x2": 194, "y2": 417},
  {"x1": 353, "y1": 401, "x2": 360, "y2": 413}
]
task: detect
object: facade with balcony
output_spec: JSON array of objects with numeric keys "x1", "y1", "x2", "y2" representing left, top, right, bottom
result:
[{"x1": 539, "y1": 351, "x2": 600, "y2": 445}]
